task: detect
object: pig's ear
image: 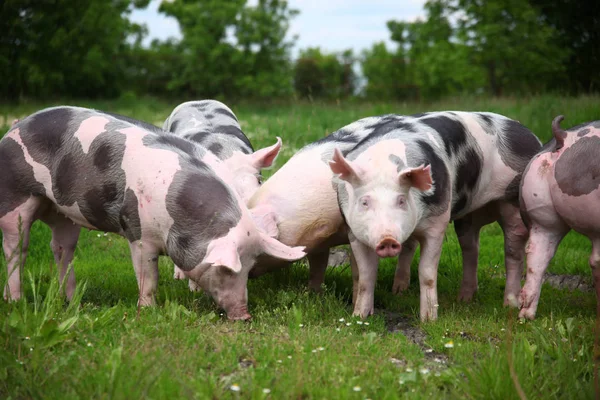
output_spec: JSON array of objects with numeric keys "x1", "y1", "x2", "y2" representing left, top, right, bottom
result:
[
  {"x1": 252, "y1": 137, "x2": 282, "y2": 169},
  {"x1": 259, "y1": 232, "x2": 306, "y2": 261},
  {"x1": 203, "y1": 239, "x2": 242, "y2": 273},
  {"x1": 399, "y1": 164, "x2": 433, "y2": 191},
  {"x1": 329, "y1": 148, "x2": 362, "y2": 184},
  {"x1": 250, "y1": 204, "x2": 279, "y2": 238}
]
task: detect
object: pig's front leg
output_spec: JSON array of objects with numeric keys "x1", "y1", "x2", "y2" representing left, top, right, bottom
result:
[
  {"x1": 416, "y1": 221, "x2": 448, "y2": 322},
  {"x1": 392, "y1": 237, "x2": 418, "y2": 294},
  {"x1": 349, "y1": 234, "x2": 379, "y2": 318},
  {"x1": 128, "y1": 240, "x2": 160, "y2": 306},
  {"x1": 308, "y1": 249, "x2": 330, "y2": 292},
  {"x1": 519, "y1": 224, "x2": 568, "y2": 319}
]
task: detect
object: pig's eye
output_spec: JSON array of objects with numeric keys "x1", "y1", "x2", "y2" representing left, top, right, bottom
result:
[
  {"x1": 397, "y1": 195, "x2": 406, "y2": 208},
  {"x1": 256, "y1": 175, "x2": 263, "y2": 185},
  {"x1": 360, "y1": 196, "x2": 370, "y2": 209}
]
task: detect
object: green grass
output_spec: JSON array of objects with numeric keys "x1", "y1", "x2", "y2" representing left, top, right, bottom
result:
[{"x1": 1, "y1": 95, "x2": 598, "y2": 399}]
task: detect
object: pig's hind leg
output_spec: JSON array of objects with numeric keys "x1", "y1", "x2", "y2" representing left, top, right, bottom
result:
[
  {"x1": 454, "y1": 204, "x2": 499, "y2": 302},
  {"x1": 0, "y1": 196, "x2": 43, "y2": 301},
  {"x1": 128, "y1": 240, "x2": 160, "y2": 306},
  {"x1": 518, "y1": 222, "x2": 569, "y2": 319},
  {"x1": 41, "y1": 211, "x2": 81, "y2": 300},
  {"x1": 308, "y1": 249, "x2": 330, "y2": 292},
  {"x1": 498, "y1": 202, "x2": 530, "y2": 306}
]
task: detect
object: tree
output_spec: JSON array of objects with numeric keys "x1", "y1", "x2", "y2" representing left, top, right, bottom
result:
[
  {"x1": 293, "y1": 47, "x2": 355, "y2": 99},
  {"x1": 528, "y1": 0, "x2": 600, "y2": 93},
  {"x1": 0, "y1": 0, "x2": 150, "y2": 100},
  {"x1": 158, "y1": 0, "x2": 298, "y2": 99},
  {"x1": 450, "y1": 0, "x2": 566, "y2": 96}
]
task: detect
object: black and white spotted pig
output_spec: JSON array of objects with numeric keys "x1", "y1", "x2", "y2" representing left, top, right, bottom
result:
[
  {"x1": 519, "y1": 116, "x2": 600, "y2": 319},
  {"x1": 163, "y1": 100, "x2": 282, "y2": 203},
  {"x1": 329, "y1": 112, "x2": 542, "y2": 320},
  {"x1": 163, "y1": 100, "x2": 283, "y2": 284},
  {"x1": 0, "y1": 106, "x2": 305, "y2": 320},
  {"x1": 250, "y1": 112, "x2": 541, "y2": 321}
]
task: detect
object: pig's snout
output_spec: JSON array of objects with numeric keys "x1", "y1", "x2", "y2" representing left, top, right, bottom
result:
[
  {"x1": 376, "y1": 238, "x2": 402, "y2": 258},
  {"x1": 224, "y1": 304, "x2": 252, "y2": 321}
]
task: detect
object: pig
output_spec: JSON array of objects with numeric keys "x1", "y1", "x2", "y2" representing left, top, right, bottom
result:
[
  {"x1": 162, "y1": 100, "x2": 283, "y2": 284},
  {"x1": 0, "y1": 106, "x2": 305, "y2": 320},
  {"x1": 519, "y1": 116, "x2": 600, "y2": 319},
  {"x1": 163, "y1": 100, "x2": 282, "y2": 203},
  {"x1": 250, "y1": 112, "x2": 541, "y2": 321}
]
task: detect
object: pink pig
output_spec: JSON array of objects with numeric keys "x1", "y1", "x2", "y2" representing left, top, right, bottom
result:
[{"x1": 519, "y1": 116, "x2": 600, "y2": 319}]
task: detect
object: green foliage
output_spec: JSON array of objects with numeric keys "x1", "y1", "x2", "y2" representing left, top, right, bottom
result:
[
  {"x1": 293, "y1": 48, "x2": 355, "y2": 99},
  {"x1": 0, "y1": 0, "x2": 149, "y2": 100}
]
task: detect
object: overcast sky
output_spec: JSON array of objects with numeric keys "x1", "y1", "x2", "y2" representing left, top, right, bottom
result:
[{"x1": 129, "y1": 0, "x2": 426, "y2": 57}]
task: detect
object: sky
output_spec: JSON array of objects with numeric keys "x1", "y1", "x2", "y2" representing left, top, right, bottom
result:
[{"x1": 129, "y1": 0, "x2": 426, "y2": 57}]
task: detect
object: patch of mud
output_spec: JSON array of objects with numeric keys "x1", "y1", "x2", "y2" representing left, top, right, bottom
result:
[
  {"x1": 543, "y1": 273, "x2": 593, "y2": 292},
  {"x1": 380, "y1": 309, "x2": 449, "y2": 369}
]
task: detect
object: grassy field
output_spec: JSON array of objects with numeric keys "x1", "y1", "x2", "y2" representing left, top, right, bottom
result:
[{"x1": 0, "y1": 95, "x2": 598, "y2": 399}]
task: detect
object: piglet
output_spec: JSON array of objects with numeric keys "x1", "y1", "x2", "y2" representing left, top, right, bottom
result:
[
  {"x1": 0, "y1": 106, "x2": 305, "y2": 320},
  {"x1": 519, "y1": 116, "x2": 600, "y2": 319}
]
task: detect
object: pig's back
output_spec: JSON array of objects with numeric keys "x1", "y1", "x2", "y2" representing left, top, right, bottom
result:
[{"x1": 163, "y1": 100, "x2": 253, "y2": 160}]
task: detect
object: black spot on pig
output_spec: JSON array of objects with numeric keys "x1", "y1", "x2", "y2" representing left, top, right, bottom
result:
[
  {"x1": 555, "y1": 136, "x2": 600, "y2": 196},
  {"x1": 204, "y1": 114, "x2": 215, "y2": 120},
  {"x1": 120, "y1": 188, "x2": 142, "y2": 242},
  {"x1": 0, "y1": 137, "x2": 46, "y2": 218},
  {"x1": 410, "y1": 112, "x2": 430, "y2": 118},
  {"x1": 504, "y1": 174, "x2": 521, "y2": 203},
  {"x1": 451, "y1": 195, "x2": 468, "y2": 217},
  {"x1": 54, "y1": 154, "x2": 78, "y2": 204},
  {"x1": 103, "y1": 112, "x2": 164, "y2": 135},
  {"x1": 388, "y1": 154, "x2": 406, "y2": 172},
  {"x1": 187, "y1": 132, "x2": 208, "y2": 144},
  {"x1": 477, "y1": 113, "x2": 495, "y2": 133},
  {"x1": 498, "y1": 120, "x2": 541, "y2": 171},
  {"x1": 146, "y1": 134, "x2": 196, "y2": 156},
  {"x1": 216, "y1": 125, "x2": 253, "y2": 151},
  {"x1": 215, "y1": 107, "x2": 239, "y2": 122},
  {"x1": 209, "y1": 143, "x2": 224, "y2": 156},
  {"x1": 364, "y1": 116, "x2": 417, "y2": 142},
  {"x1": 316, "y1": 128, "x2": 361, "y2": 145},
  {"x1": 419, "y1": 115, "x2": 467, "y2": 156},
  {"x1": 166, "y1": 168, "x2": 241, "y2": 271},
  {"x1": 20, "y1": 107, "x2": 73, "y2": 167},
  {"x1": 93, "y1": 142, "x2": 114, "y2": 172},
  {"x1": 455, "y1": 146, "x2": 482, "y2": 194},
  {"x1": 411, "y1": 140, "x2": 450, "y2": 214},
  {"x1": 578, "y1": 128, "x2": 590, "y2": 137},
  {"x1": 82, "y1": 183, "x2": 121, "y2": 231},
  {"x1": 168, "y1": 120, "x2": 180, "y2": 133}
]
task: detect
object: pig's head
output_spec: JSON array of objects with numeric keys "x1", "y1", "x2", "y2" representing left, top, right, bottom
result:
[
  {"x1": 329, "y1": 148, "x2": 432, "y2": 258},
  {"x1": 187, "y1": 206, "x2": 305, "y2": 320},
  {"x1": 224, "y1": 137, "x2": 282, "y2": 203}
]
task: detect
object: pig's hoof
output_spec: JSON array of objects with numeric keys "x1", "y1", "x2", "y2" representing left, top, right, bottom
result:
[
  {"x1": 352, "y1": 308, "x2": 374, "y2": 319},
  {"x1": 503, "y1": 293, "x2": 521, "y2": 308},
  {"x1": 228, "y1": 313, "x2": 252, "y2": 321},
  {"x1": 457, "y1": 289, "x2": 475, "y2": 302},
  {"x1": 137, "y1": 296, "x2": 155, "y2": 307},
  {"x1": 188, "y1": 280, "x2": 202, "y2": 292},
  {"x1": 518, "y1": 308, "x2": 536, "y2": 320},
  {"x1": 308, "y1": 283, "x2": 324, "y2": 294},
  {"x1": 3, "y1": 289, "x2": 21, "y2": 302},
  {"x1": 392, "y1": 280, "x2": 410, "y2": 295},
  {"x1": 173, "y1": 268, "x2": 186, "y2": 280}
]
